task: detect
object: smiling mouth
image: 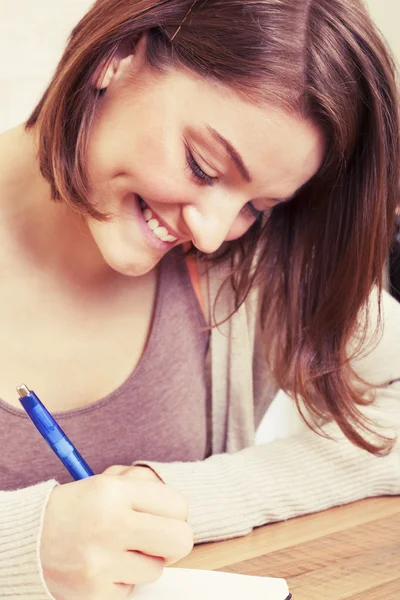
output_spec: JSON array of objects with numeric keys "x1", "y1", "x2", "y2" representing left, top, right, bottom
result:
[{"x1": 138, "y1": 197, "x2": 179, "y2": 243}]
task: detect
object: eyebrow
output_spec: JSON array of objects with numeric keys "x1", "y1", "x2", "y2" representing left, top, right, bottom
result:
[
  {"x1": 206, "y1": 125, "x2": 252, "y2": 183},
  {"x1": 206, "y1": 125, "x2": 301, "y2": 204}
]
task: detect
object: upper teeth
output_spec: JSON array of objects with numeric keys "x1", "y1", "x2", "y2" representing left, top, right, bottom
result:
[{"x1": 140, "y1": 201, "x2": 178, "y2": 242}]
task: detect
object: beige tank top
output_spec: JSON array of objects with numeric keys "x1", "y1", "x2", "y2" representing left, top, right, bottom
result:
[{"x1": 0, "y1": 248, "x2": 209, "y2": 490}]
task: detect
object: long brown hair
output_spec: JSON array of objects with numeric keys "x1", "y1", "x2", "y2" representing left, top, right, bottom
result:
[{"x1": 26, "y1": 0, "x2": 400, "y2": 454}]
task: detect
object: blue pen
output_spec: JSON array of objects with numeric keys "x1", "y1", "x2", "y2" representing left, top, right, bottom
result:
[{"x1": 17, "y1": 384, "x2": 94, "y2": 480}]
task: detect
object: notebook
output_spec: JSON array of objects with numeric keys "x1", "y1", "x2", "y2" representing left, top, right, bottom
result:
[{"x1": 132, "y1": 568, "x2": 291, "y2": 599}]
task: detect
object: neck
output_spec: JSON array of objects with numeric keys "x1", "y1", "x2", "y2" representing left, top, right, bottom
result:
[{"x1": 0, "y1": 124, "x2": 118, "y2": 290}]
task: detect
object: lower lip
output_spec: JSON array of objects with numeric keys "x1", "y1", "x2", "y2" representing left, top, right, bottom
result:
[{"x1": 131, "y1": 194, "x2": 180, "y2": 252}]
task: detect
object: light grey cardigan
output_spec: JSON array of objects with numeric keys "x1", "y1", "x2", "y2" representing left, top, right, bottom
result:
[{"x1": 1, "y1": 263, "x2": 399, "y2": 598}]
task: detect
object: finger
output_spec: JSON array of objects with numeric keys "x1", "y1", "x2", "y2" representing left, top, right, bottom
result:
[
  {"x1": 120, "y1": 479, "x2": 189, "y2": 521},
  {"x1": 121, "y1": 466, "x2": 163, "y2": 483},
  {"x1": 104, "y1": 464, "x2": 163, "y2": 483},
  {"x1": 102, "y1": 465, "x2": 128, "y2": 476},
  {"x1": 123, "y1": 512, "x2": 194, "y2": 564},
  {"x1": 113, "y1": 551, "x2": 164, "y2": 585},
  {"x1": 114, "y1": 582, "x2": 135, "y2": 598},
  {"x1": 102, "y1": 465, "x2": 163, "y2": 484}
]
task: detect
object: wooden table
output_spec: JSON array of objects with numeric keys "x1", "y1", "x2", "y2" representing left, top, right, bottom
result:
[{"x1": 176, "y1": 496, "x2": 400, "y2": 599}]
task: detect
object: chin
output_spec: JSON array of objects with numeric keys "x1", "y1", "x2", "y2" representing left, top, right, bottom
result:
[
  {"x1": 100, "y1": 248, "x2": 163, "y2": 277},
  {"x1": 120, "y1": 262, "x2": 158, "y2": 277},
  {"x1": 88, "y1": 210, "x2": 171, "y2": 277}
]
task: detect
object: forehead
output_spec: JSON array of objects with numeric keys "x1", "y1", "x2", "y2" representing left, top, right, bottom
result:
[
  {"x1": 185, "y1": 74, "x2": 325, "y2": 198},
  {"x1": 245, "y1": 106, "x2": 325, "y2": 198}
]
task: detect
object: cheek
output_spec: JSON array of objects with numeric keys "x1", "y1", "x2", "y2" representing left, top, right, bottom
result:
[{"x1": 224, "y1": 216, "x2": 257, "y2": 242}]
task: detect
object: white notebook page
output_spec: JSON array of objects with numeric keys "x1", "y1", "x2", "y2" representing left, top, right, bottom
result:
[{"x1": 132, "y1": 568, "x2": 290, "y2": 599}]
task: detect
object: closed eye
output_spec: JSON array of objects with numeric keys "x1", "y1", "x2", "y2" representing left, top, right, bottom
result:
[
  {"x1": 185, "y1": 147, "x2": 215, "y2": 187},
  {"x1": 242, "y1": 202, "x2": 263, "y2": 219},
  {"x1": 185, "y1": 142, "x2": 295, "y2": 219}
]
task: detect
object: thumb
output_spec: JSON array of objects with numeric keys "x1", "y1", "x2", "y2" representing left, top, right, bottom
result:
[{"x1": 102, "y1": 464, "x2": 163, "y2": 482}]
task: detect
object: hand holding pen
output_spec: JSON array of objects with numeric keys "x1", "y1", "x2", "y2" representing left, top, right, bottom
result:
[
  {"x1": 17, "y1": 384, "x2": 94, "y2": 480},
  {"x1": 18, "y1": 385, "x2": 193, "y2": 600}
]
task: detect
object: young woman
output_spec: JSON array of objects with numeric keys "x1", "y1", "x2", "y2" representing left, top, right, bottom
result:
[{"x1": 1, "y1": 0, "x2": 399, "y2": 598}]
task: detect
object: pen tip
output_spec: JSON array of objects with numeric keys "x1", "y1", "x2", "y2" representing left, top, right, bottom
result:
[{"x1": 17, "y1": 384, "x2": 31, "y2": 398}]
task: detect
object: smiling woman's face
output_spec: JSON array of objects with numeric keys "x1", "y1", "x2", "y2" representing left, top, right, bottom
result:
[{"x1": 86, "y1": 36, "x2": 325, "y2": 277}]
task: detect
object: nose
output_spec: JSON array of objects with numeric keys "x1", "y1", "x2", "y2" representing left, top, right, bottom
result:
[{"x1": 182, "y1": 199, "x2": 239, "y2": 254}]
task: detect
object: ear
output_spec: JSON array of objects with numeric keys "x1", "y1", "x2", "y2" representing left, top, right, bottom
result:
[{"x1": 93, "y1": 34, "x2": 148, "y2": 90}]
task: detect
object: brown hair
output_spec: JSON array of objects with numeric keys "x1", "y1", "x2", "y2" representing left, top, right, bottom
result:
[{"x1": 26, "y1": 0, "x2": 400, "y2": 454}]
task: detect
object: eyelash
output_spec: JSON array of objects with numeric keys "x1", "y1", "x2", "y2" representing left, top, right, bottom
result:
[
  {"x1": 186, "y1": 147, "x2": 263, "y2": 219},
  {"x1": 186, "y1": 149, "x2": 214, "y2": 186},
  {"x1": 242, "y1": 202, "x2": 263, "y2": 219}
]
